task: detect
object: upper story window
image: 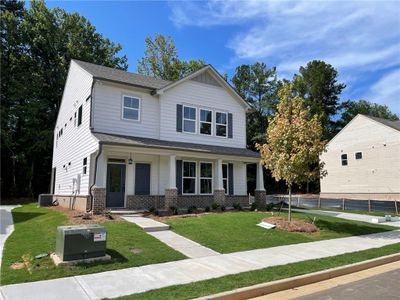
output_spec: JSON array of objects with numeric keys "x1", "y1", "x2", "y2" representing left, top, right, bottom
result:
[
  {"x1": 222, "y1": 164, "x2": 228, "y2": 194},
  {"x1": 183, "y1": 161, "x2": 196, "y2": 194},
  {"x1": 122, "y1": 95, "x2": 140, "y2": 121},
  {"x1": 183, "y1": 106, "x2": 196, "y2": 133},
  {"x1": 216, "y1": 111, "x2": 227, "y2": 137},
  {"x1": 341, "y1": 154, "x2": 348, "y2": 166},
  {"x1": 77, "y1": 105, "x2": 82, "y2": 126},
  {"x1": 200, "y1": 162, "x2": 213, "y2": 194},
  {"x1": 355, "y1": 152, "x2": 362, "y2": 160},
  {"x1": 200, "y1": 109, "x2": 212, "y2": 135}
]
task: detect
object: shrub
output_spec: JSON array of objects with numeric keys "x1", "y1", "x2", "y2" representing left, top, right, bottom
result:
[
  {"x1": 266, "y1": 203, "x2": 274, "y2": 211},
  {"x1": 232, "y1": 203, "x2": 242, "y2": 211},
  {"x1": 250, "y1": 202, "x2": 258, "y2": 211},
  {"x1": 211, "y1": 203, "x2": 220, "y2": 210},
  {"x1": 149, "y1": 207, "x2": 156, "y2": 213},
  {"x1": 187, "y1": 205, "x2": 197, "y2": 214},
  {"x1": 169, "y1": 206, "x2": 178, "y2": 215},
  {"x1": 221, "y1": 205, "x2": 226, "y2": 211},
  {"x1": 205, "y1": 206, "x2": 210, "y2": 212}
]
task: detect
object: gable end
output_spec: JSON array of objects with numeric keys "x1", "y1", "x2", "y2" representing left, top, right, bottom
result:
[{"x1": 191, "y1": 72, "x2": 221, "y2": 87}]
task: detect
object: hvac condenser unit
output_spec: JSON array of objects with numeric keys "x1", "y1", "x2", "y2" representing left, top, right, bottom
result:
[{"x1": 55, "y1": 224, "x2": 107, "y2": 261}]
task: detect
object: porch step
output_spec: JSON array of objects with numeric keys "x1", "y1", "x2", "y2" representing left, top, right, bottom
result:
[
  {"x1": 109, "y1": 210, "x2": 145, "y2": 215},
  {"x1": 121, "y1": 215, "x2": 170, "y2": 232}
]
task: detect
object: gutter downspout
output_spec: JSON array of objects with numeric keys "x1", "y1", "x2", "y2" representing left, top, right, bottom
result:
[{"x1": 87, "y1": 143, "x2": 103, "y2": 213}]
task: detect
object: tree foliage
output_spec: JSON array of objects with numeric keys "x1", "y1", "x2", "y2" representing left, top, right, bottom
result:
[
  {"x1": 232, "y1": 62, "x2": 281, "y2": 149},
  {"x1": 256, "y1": 83, "x2": 327, "y2": 220},
  {"x1": 1, "y1": 0, "x2": 127, "y2": 197},
  {"x1": 137, "y1": 33, "x2": 205, "y2": 81},
  {"x1": 337, "y1": 99, "x2": 399, "y2": 130},
  {"x1": 292, "y1": 60, "x2": 346, "y2": 139}
]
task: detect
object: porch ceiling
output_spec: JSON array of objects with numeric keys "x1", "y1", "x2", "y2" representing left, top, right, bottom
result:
[{"x1": 93, "y1": 132, "x2": 260, "y2": 159}]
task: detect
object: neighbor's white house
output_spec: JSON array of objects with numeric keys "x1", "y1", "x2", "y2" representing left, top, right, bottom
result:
[
  {"x1": 320, "y1": 114, "x2": 400, "y2": 201},
  {"x1": 51, "y1": 60, "x2": 265, "y2": 213}
]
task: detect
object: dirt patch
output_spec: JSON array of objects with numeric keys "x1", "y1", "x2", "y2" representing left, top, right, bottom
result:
[
  {"x1": 263, "y1": 217, "x2": 319, "y2": 233},
  {"x1": 10, "y1": 262, "x2": 25, "y2": 270},
  {"x1": 49, "y1": 206, "x2": 125, "y2": 224},
  {"x1": 129, "y1": 248, "x2": 143, "y2": 255},
  {"x1": 149, "y1": 212, "x2": 212, "y2": 221}
]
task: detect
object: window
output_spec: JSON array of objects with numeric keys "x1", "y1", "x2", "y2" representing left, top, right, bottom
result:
[
  {"x1": 77, "y1": 105, "x2": 82, "y2": 126},
  {"x1": 355, "y1": 152, "x2": 362, "y2": 160},
  {"x1": 341, "y1": 154, "x2": 348, "y2": 166},
  {"x1": 200, "y1": 162, "x2": 213, "y2": 194},
  {"x1": 183, "y1": 106, "x2": 196, "y2": 133},
  {"x1": 122, "y1": 95, "x2": 140, "y2": 121},
  {"x1": 222, "y1": 164, "x2": 228, "y2": 194},
  {"x1": 216, "y1": 111, "x2": 227, "y2": 137},
  {"x1": 200, "y1": 109, "x2": 212, "y2": 135},
  {"x1": 183, "y1": 161, "x2": 196, "y2": 194},
  {"x1": 74, "y1": 112, "x2": 77, "y2": 126},
  {"x1": 83, "y1": 157, "x2": 87, "y2": 175}
]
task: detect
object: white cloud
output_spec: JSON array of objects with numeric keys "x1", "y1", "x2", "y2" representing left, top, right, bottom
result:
[{"x1": 169, "y1": 0, "x2": 400, "y2": 111}]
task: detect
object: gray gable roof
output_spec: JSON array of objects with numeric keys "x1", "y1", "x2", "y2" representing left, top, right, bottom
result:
[
  {"x1": 74, "y1": 59, "x2": 171, "y2": 89},
  {"x1": 93, "y1": 132, "x2": 260, "y2": 158},
  {"x1": 363, "y1": 115, "x2": 400, "y2": 131}
]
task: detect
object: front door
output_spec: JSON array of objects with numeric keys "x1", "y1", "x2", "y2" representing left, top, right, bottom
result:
[
  {"x1": 106, "y1": 163, "x2": 126, "y2": 207},
  {"x1": 135, "y1": 163, "x2": 151, "y2": 195}
]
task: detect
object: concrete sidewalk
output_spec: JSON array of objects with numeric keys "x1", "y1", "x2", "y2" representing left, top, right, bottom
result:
[
  {"x1": 0, "y1": 205, "x2": 20, "y2": 267},
  {"x1": 292, "y1": 208, "x2": 400, "y2": 227},
  {"x1": 2, "y1": 230, "x2": 400, "y2": 300}
]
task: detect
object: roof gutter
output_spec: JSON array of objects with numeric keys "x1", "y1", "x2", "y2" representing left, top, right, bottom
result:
[{"x1": 93, "y1": 76, "x2": 157, "y2": 93}]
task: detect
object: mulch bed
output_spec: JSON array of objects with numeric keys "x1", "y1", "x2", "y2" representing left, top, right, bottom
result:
[
  {"x1": 49, "y1": 206, "x2": 124, "y2": 225},
  {"x1": 149, "y1": 212, "x2": 211, "y2": 221},
  {"x1": 263, "y1": 217, "x2": 319, "y2": 233}
]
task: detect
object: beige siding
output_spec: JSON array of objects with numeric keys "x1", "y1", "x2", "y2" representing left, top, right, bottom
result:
[
  {"x1": 52, "y1": 61, "x2": 98, "y2": 196},
  {"x1": 320, "y1": 115, "x2": 400, "y2": 196},
  {"x1": 159, "y1": 80, "x2": 247, "y2": 148}
]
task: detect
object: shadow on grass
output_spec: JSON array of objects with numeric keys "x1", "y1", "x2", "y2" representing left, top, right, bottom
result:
[
  {"x1": 74, "y1": 249, "x2": 128, "y2": 269},
  {"x1": 12, "y1": 211, "x2": 45, "y2": 224},
  {"x1": 315, "y1": 219, "x2": 390, "y2": 236}
]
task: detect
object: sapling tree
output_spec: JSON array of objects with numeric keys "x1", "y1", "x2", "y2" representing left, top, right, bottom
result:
[{"x1": 256, "y1": 83, "x2": 327, "y2": 221}]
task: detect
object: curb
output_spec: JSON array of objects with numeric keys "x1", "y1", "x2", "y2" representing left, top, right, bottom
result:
[{"x1": 198, "y1": 252, "x2": 400, "y2": 300}]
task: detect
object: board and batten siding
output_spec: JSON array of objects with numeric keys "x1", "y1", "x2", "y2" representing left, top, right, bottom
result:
[
  {"x1": 52, "y1": 61, "x2": 98, "y2": 196},
  {"x1": 92, "y1": 82, "x2": 160, "y2": 139},
  {"x1": 320, "y1": 115, "x2": 400, "y2": 195},
  {"x1": 159, "y1": 80, "x2": 247, "y2": 148}
]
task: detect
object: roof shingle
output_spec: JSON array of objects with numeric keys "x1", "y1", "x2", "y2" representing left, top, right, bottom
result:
[{"x1": 363, "y1": 115, "x2": 400, "y2": 131}]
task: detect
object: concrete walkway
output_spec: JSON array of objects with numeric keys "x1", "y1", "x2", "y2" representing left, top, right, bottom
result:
[
  {"x1": 292, "y1": 208, "x2": 400, "y2": 227},
  {"x1": 122, "y1": 215, "x2": 220, "y2": 258},
  {"x1": 2, "y1": 230, "x2": 400, "y2": 300},
  {"x1": 0, "y1": 205, "x2": 20, "y2": 267}
]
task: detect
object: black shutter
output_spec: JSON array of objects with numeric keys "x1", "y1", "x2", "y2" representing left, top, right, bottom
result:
[
  {"x1": 176, "y1": 160, "x2": 182, "y2": 195},
  {"x1": 228, "y1": 113, "x2": 233, "y2": 138},
  {"x1": 176, "y1": 104, "x2": 183, "y2": 132},
  {"x1": 228, "y1": 163, "x2": 234, "y2": 195}
]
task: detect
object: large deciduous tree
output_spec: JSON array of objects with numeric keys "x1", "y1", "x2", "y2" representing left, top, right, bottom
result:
[
  {"x1": 1, "y1": 0, "x2": 127, "y2": 198},
  {"x1": 257, "y1": 83, "x2": 327, "y2": 221},
  {"x1": 292, "y1": 60, "x2": 346, "y2": 139},
  {"x1": 137, "y1": 33, "x2": 205, "y2": 81},
  {"x1": 232, "y1": 62, "x2": 281, "y2": 149}
]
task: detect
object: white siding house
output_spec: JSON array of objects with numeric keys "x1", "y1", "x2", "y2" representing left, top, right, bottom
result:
[
  {"x1": 51, "y1": 60, "x2": 264, "y2": 213},
  {"x1": 320, "y1": 114, "x2": 400, "y2": 201}
]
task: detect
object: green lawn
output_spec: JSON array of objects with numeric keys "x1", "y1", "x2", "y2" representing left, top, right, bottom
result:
[
  {"x1": 0, "y1": 203, "x2": 185, "y2": 285},
  {"x1": 113, "y1": 242, "x2": 400, "y2": 300},
  {"x1": 165, "y1": 211, "x2": 396, "y2": 253}
]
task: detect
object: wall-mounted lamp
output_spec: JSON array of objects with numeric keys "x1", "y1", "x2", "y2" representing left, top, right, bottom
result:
[{"x1": 128, "y1": 153, "x2": 133, "y2": 165}]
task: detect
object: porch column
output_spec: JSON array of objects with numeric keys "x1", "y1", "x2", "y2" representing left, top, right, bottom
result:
[
  {"x1": 214, "y1": 159, "x2": 225, "y2": 206},
  {"x1": 255, "y1": 160, "x2": 266, "y2": 209},
  {"x1": 165, "y1": 154, "x2": 178, "y2": 210}
]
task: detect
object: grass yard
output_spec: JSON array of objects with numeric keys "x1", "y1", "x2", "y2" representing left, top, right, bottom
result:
[
  {"x1": 113, "y1": 242, "x2": 400, "y2": 300},
  {"x1": 165, "y1": 211, "x2": 396, "y2": 253},
  {"x1": 0, "y1": 203, "x2": 185, "y2": 285}
]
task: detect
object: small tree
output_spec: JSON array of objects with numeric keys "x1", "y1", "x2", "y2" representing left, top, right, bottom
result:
[{"x1": 256, "y1": 83, "x2": 327, "y2": 221}]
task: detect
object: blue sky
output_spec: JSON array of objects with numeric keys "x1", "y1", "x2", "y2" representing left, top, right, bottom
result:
[{"x1": 45, "y1": 0, "x2": 400, "y2": 114}]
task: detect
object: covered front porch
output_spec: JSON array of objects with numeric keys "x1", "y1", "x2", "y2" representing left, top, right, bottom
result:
[{"x1": 90, "y1": 134, "x2": 266, "y2": 213}]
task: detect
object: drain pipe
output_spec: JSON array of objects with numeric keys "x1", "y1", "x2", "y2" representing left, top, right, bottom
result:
[{"x1": 87, "y1": 143, "x2": 103, "y2": 213}]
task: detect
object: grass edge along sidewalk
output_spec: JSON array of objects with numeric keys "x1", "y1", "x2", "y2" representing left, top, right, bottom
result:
[{"x1": 111, "y1": 242, "x2": 400, "y2": 300}]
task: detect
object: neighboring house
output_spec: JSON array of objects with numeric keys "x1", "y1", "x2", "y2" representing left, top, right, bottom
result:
[
  {"x1": 51, "y1": 60, "x2": 265, "y2": 213},
  {"x1": 320, "y1": 114, "x2": 400, "y2": 201}
]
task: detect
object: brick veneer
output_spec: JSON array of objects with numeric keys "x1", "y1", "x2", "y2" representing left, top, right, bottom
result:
[
  {"x1": 225, "y1": 195, "x2": 250, "y2": 208},
  {"x1": 254, "y1": 190, "x2": 266, "y2": 209},
  {"x1": 127, "y1": 195, "x2": 165, "y2": 210},
  {"x1": 92, "y1": 187, "x2": 106, "y2": 214},
  {"x1": 164, "y1": 188, "x2": 178, "y2": 209},
  {"x1": 213, "y1": 189, "x2": 226, "y2": 206}
]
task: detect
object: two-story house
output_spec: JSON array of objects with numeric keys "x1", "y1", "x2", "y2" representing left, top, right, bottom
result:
[{"x1": 51, "y1": 60, "x2": 265, "y2": 214}]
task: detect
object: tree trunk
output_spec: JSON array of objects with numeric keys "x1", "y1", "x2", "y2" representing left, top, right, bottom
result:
[{"x1": 288, "y1": 184, "x2": 292, "y2": 222}]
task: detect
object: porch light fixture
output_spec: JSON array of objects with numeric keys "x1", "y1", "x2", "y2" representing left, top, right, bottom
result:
[{"x1": 128, "y1": 153, "x2": 133, "y2": 165}]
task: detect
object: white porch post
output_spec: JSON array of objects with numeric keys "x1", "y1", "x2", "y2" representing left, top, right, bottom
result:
[
  {"x1": 216, "y1": 159, "x2": 223, "y2": 190},
  {"x1": 169, "y1": 154, "x2": 176, "y2": 188},
  {"x1": 126, "y1": 156, "x2": 134, "y2": 195},
  {"x1": 256, "y1": 160, "x2": 265, "y2": 191}
]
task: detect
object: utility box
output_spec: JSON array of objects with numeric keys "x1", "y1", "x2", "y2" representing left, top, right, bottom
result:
[{"x1": 55, "y1": 224, "x2": 107, "y2": 261}]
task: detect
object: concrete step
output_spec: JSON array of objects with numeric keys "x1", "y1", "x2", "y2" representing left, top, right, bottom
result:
[
  {"x1": 121, "y1": 215, "x2": 170, "y2": 232},
  {"x1": 109, "y1": 210, "x2": 144, "y2": 215}
]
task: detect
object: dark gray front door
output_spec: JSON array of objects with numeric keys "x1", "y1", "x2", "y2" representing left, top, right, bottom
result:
[
  {"x1": 135, "y1": 163, "x2": 151, "y2": 195},
  {"x1": 106, "y1": 164, "x2": 126, "y2": 207}
]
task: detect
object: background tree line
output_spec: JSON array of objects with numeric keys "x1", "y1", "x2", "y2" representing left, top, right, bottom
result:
[{"x1": 1, "y1": 1, "x2": 398, "y2": 198}]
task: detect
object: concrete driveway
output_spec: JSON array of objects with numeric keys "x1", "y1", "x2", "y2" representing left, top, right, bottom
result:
[{"x1": 0, "y1": 205, "x2": 20, "y2": 267}]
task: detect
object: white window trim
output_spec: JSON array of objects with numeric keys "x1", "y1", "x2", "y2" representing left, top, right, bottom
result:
[
  {"x1": 215, "y1": 111, "x2": 228, "y2": 138},
  {"x1": 182, "y1": 105, "x2": 197, "y2": 134},
  {"x1": 199, "y1": 161, "x2": 213, "y2": 195},
  {"x1": 222, "y1": 163, "x2": 229, "y2": 195},
  {"x1": 199, "y1": 108, "x2": 213, "y2": 136},
  {"x1": 121, "y1": 94, "x2": 141, "y2": 122},
  {"x1": 182, "y1": 160, "x2": 197, "y2": 195},
  {"x1": 341, "y1": 154, "x2": 348, "y2": 166},
  {"x1": 355, "y1": 151, "x2": 363, "y2": 160}
]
